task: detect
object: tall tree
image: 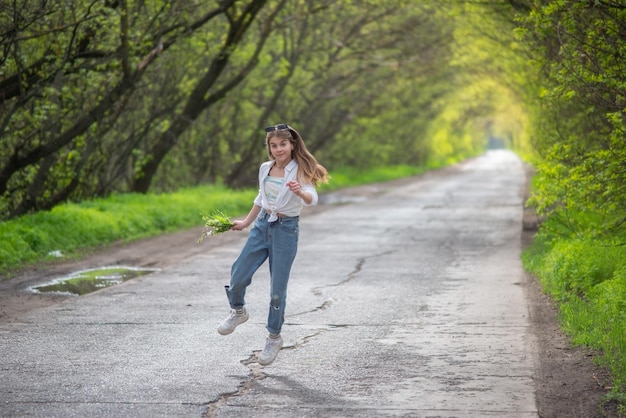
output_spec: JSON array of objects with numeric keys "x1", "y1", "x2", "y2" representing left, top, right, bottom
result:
[
  {"x1": 0, "y1": 1, "x2": 245, "y2": 217},
  {"x1": 130, "y1": 0, "x2": 271, "y2": 193}
]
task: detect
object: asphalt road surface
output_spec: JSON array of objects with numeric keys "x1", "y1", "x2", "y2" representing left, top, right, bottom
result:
[{"x1": 1, "y1": 150, "x2": 539, "y2": 417}]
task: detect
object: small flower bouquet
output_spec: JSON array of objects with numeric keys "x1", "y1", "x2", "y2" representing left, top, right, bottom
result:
[{"x1": 198, "y1": 210, "x2": 234, "y2": 243}]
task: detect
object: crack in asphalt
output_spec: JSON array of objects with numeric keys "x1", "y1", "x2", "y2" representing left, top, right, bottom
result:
[
  {"x1": 289, "y1": 297, "x2": 336, "y2": 318},
  {"x1": 312, "y1": 250, "x2": 393, "y2": 294},
  {"x1": 202, "y1": 330, "x2": 326, "y2": 418},
  {"x1": 202, "y1": 364, "x2": 266, "y2": 418}
]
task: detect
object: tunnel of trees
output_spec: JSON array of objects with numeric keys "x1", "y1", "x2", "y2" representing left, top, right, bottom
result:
[
  {"x1": 1, "y1": 0, "x2": 624, "y2": 239},
  {"x1": 3, "y1": 0, "x2": 626, "y2": 406},
  {"x1": 1, "y1": 0, "x2": 529, "y2": 220}
]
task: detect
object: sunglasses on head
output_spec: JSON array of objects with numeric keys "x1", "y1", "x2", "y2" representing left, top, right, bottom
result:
[{"x1": 265, "y1": 124, "x2": 289, "y2": 132}]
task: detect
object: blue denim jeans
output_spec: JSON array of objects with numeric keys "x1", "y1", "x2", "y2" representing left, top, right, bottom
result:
[{"x1": 225, "y1": 211, "x2": 299, "y2": 335}]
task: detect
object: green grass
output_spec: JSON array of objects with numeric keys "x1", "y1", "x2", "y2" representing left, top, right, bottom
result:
[
  {"x1": 522, "y1": 217, "x2": 626, "y2": 409},
  {"x1": 0, "y1": 164, "x2": 431, "y2": 276},
  {"x1": 319, "y1": 164, "x2": 428, "y2": 191},
  {"x1": 0, "y1": 184, "x2": 257, "y2": 275}
]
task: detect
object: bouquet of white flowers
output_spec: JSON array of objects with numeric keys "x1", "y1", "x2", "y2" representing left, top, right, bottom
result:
[{"x1": 198, "y1": 210, "x2": 234, "y2": 243}]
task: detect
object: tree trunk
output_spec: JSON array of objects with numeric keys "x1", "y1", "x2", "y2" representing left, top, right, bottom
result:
[{"x1": 131, "y1": 0, "x2": 271, "y2": 193}]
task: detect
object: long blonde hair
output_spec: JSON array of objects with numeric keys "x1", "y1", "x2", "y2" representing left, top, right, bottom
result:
[{"x1": 265, "y1": 124, "x2": 329, "y2": 186}]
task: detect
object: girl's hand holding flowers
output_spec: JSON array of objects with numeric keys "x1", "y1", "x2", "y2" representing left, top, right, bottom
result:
[{"x1": 231, "y1": 220, "x2": 247, "y2": 231}]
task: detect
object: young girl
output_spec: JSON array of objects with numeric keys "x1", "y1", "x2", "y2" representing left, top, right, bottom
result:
[{"x1": 217, "y1": 123, "x2": 329, "y2": 365}]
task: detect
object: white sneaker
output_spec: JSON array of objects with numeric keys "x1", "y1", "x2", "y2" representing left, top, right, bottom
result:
[
  {"x1": 258, "y1": 334, "x2": 283, "y2": 365},
  {"x1": 217, "y1": 309, "x2": 249, "y2": 335}
]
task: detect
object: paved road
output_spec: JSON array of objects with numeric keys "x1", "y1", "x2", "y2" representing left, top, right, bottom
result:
[{"x1": 0, "y1": 150, "x2": 537, "y2": 417}]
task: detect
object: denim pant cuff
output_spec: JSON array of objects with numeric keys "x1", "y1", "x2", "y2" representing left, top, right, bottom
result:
[{"x1": 266, "y1": 326, "x2": 280, "y2": 335}]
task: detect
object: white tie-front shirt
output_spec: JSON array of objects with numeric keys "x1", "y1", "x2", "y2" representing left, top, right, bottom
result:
[{"x1": 253, "y1": 159, "x2": 318, "y2": 222}]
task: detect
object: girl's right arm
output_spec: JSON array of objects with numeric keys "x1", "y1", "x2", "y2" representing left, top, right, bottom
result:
[{"x1": 231, "y1": 205, "x2": 262, "y2": 231}]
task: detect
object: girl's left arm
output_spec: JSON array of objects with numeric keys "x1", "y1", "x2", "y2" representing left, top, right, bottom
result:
[{"x1": 287, "y1": 181, "x2": 317, "y2": 206}]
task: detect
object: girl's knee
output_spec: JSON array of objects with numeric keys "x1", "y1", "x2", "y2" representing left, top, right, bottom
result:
[{"x1": 270, "y1": 293, "x2": 283, "y2": 310}]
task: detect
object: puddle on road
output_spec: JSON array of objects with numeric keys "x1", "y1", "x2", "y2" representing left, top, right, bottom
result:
[{"x1": 30, "y1": 266, "x2": 160, "y2": 296}]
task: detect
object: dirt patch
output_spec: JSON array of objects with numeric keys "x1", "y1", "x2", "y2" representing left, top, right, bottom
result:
[
  {"x1": 0, "y1": 168, "x2": 620, "y2": 417},
  {"x1": 525, "y1": 254, "x2": 618, "y2": 417}
]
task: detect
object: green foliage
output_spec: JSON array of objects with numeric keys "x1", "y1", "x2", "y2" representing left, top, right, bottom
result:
[
  {"x1": 519, "y1": 1, "x2": 626, "y2": 237},
  {"x1": 0, "y1": 0, "x2": 266, "y2": 218},
  {"x1": 433, "y1": 1, "x2": 535, "y2": 161}
]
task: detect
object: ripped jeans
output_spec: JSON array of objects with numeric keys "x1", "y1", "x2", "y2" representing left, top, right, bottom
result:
[{"x1": 225, "y1": 211, "x2": 299, "y2": 335}]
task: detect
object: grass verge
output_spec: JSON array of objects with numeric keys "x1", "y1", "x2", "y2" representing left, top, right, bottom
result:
[
  {"x1": 0, "y1": 164, "x2": 429, "y2": 276},
  {"x1": 522, "y1": 216, "x2": 626, "y2": 414},
  {"x1": 0, "y1": 184, "x2": 257, "y2": 275}
]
